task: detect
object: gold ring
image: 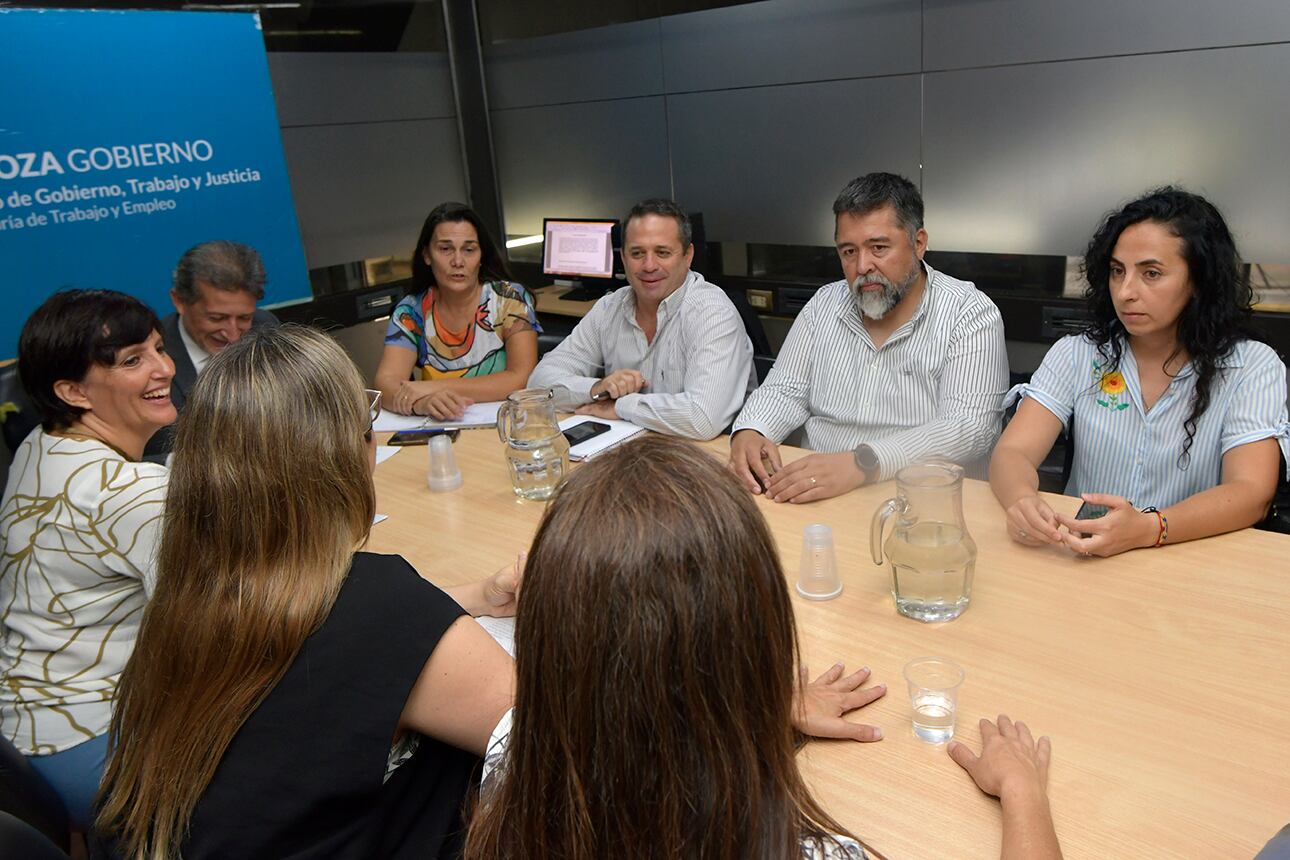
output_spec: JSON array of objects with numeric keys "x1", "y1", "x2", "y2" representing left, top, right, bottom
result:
[{"x1": 810, "y1": 476, "x2": 817, "y2": 486}]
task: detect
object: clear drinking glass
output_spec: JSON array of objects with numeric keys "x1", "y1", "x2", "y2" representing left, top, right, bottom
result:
[
  {"x1": 870, "y1": 462, "x2": 977, "y2": 622},
  {"x1": 903, "y1": 657, "x2": 964, "y2": 743}
]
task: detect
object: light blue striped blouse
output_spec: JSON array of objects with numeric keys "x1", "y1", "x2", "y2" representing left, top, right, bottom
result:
[{"x1": 1010, "y1": 335, "x2": 1290, "y2": 508}]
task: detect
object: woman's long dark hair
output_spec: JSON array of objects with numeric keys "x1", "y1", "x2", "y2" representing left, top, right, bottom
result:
[
  {"x1": 1082, "y1": 187, "x2": 1258, "y2": 466},
  {"x1": 465, "y1": 435, "x2": 864, "y2": 860},
  {"x1": 411, "y1": 201, "x2": 512, "y2": 291}
]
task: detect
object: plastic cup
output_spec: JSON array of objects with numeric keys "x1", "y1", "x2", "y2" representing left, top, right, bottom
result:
[
  {"x1": 426, "y1": 434, "x2": 463, "y2": 492},
  {"x1": 796, "y1": 523, "x2": 842, "y2": 600},
  {"x1": 903, "y1": 656, "x2": 964, "y2": 744}
]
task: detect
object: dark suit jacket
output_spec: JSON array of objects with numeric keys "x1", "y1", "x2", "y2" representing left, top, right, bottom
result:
[{"x1": 145, "y1": 309, "x2": 279, "y2": 459}]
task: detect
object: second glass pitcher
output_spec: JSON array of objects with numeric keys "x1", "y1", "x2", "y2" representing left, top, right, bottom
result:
[
  {"x1": 870, "y1": 462, "x2": 977, "y2": 622},
  {"x1": 496, "y1": 388, "x2": 570, "y2": 500}
]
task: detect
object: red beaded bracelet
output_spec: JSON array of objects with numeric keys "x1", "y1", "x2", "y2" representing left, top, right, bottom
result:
[{"x1": 1142, "y1": 506, "x2": 1168, "y2": 547}]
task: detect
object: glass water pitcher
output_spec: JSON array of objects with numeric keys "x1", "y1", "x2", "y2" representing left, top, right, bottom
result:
[
  {"x1": 496, "y1": 388, "x2": 570, "y2": 501},
  {"x1": 870, "y1": 462, "x2": 977, "y2": 622}
]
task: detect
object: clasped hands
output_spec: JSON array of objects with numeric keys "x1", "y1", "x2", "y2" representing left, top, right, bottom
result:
[
  {"x1": 574, "y1": 369, "x2": 647, "y2": 421},
  {"x1": 392, "y1": 380, "x2": 473, "y2": 421},
  {"x1": 1006, "y1": 492, "x2": 1159, "y2": 557},
  {"x1": 728, "y1": 430, "x2": 866, "y2": 503}
]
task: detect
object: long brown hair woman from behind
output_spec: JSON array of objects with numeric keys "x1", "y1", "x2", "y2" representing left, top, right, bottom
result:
[
  {"x1": 95, "y1": 325, "x2": 517, "y2": 860},
  {"x1": 465, "y1": 435, "x2": 1062, "y2": 860}
]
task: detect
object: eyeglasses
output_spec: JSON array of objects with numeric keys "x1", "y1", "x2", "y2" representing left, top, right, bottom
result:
[{"x1": 364, "y1": 389, "x2": 381, "y2": 443}]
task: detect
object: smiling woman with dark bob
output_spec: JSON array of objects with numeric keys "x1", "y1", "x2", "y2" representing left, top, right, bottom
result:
[
  {"x1": 990, "y1": 187, "x2": 1289, "y2": 558},
  {"x1": 1, "y1": 289, "x2": 176, "y2": 831}
]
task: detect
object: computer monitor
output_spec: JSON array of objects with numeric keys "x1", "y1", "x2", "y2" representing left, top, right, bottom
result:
[{"x1": 542, "y1": 217, "x2": 620, "y2": 300}]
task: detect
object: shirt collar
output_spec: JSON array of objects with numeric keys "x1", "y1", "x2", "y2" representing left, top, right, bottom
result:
[
  {"x1": 623, "y1": 270, "x2": 695, "y2": 320},
  {"x1": 177, "y1": 316, "x2": 212, "y2": 374}
]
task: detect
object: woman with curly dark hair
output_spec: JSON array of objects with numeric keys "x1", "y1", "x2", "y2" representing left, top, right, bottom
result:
[{"x1": 990, "y1": 188, "x2": 1288, "y2": 557}]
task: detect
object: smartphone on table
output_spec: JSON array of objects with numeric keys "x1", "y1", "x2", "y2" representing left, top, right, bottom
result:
[
  {"x1": 562, "y1": 421, "x2": 611, "y2": 447},
  {"x1": 387, "y1": 428, "x2": 460, "y2": 446}
]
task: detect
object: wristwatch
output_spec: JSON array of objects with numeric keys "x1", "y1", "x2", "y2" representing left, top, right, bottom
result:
[{"x1": 853, "y1": 444, "x2": 879, "y2": 481}]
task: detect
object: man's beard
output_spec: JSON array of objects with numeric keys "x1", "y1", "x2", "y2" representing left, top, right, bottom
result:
[{"x1": 849, "y1": 262, "x2": 920, "y2": 320}]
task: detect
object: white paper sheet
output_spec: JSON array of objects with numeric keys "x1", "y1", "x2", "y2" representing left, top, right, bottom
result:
[
  {"x1": 475, "y1": 615, "x2": 515, "y2": 658},
  {"x1": 371, "y1": 401, "x2": 504, "y2": 433},
  {"x1": 375, "y1": 446, "x2": 401, "y2": 465},
  {"x1": 558, "y1": 415, "x2": 647, "y2": 461}
]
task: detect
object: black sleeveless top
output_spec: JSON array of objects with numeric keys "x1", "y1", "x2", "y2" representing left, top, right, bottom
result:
[{"x1": 97, "y1": 552, "x2": 479, "y2": 859}]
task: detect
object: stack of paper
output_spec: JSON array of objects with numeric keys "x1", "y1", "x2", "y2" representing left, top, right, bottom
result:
[
  {"x1": 372, "y1": 400, "x2": 503, "y2": 432},
  {"x1": 559, "y1": 415, "x2": 647, "y2": 461}
]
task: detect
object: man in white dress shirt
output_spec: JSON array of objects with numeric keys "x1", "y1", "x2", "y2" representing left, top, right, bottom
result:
[
  {"x1": 527, "y1": 198, "x2": 755, "y2": 440},
  {"x1": 729, "y1": 172, "x2": 1008, "y2": 502}
]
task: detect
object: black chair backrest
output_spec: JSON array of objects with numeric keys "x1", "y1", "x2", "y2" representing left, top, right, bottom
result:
[
  {"x1": 721, "y1": 288, "x2": 775, "y2": 383},
  {"x1": 0, "y1": 810, "x2": 69, "y2": 859},
  {"x1": 0, "y1": 362, "x2": 40, "y2": 457},
  {"x1": 0, "y1": 734, "x2": 70, "y2": 852}
]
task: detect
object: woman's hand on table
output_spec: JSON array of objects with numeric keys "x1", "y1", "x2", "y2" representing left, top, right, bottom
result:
[
  {"x1": 1005, "y1": 495, "x2": 1063, "y2": 546},
  {"x1": 949, "y1": 714, "x2": 1050, "y2": 801},
  {"x1": 793, "y1": 663, "x2": 886, "y2": 743},
  {"x1": 391, "y1": 379, "x2": 438, "y2": 414},
  {"x1": 448, "y1": 553, "x2": 525, "y2": 618},
  {"x1": 1052, "y1": 493, "x2": 1157, "y2": 557},
  {"x1": 413, "y1": 389, "x2": 473, "y2": 421}
]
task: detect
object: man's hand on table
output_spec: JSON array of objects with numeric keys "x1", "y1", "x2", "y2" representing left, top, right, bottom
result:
[
  {"x1": 728, "y1": 429, "x2": 783, "y2": 494},
  {"x1": 589, "y1": 369, "x2": 646, "y2": 400},
  {"x1": 793, "y1": 663, "x2": 887, "y2": 743},
  {"x1": 764, "y1": 451, "x2": 866, "y2": 503},
  {"x1": 574, "y1": 399, "x2": 618, "y2": 421}
]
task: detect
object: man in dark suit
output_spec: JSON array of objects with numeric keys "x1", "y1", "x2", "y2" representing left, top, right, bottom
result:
[{"x1": 146, "y1": 241, "x2": 278, "y2": 457}]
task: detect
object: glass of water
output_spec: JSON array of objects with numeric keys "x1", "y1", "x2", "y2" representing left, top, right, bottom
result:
[{"x1": 903, "y1": 657, "x2": 964, "y2": 744}]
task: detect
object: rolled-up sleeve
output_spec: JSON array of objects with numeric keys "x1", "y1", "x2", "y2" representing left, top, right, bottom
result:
[
  {"x1": 731, "y1": 300, "x2": 815, "y2": 443},
  {"x1": 1012, "y1": 334, "x2": 1082, "y2": 431},
  {"x1": 1220, "y1": 343, "x2": 1290, "y2": 475},
  {"x1": 526, "y1": 298, "x2": 612, "y2": 410},
  {"x1": 614, "y1": 299, "x2": 753, "y2": 440}
]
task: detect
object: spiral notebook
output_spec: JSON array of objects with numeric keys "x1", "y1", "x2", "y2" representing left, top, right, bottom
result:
[{"x1": 559, "y1": 415, "x2": 647, "y2": 461}]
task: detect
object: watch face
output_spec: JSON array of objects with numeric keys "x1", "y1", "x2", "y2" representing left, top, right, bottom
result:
[{"x1": 856, "y1": 446, "x2": 878, "y2": 472}]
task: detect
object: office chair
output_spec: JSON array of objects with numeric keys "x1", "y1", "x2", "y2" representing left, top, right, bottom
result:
[
  {"x1": 722, "y1": 288, "x2": 776, "y2": 383},
  {"x1": 0, "y1": 735, "x2": 70, "y2": 853},
  {"x1": 0, "y1": 811, "x2": 69, "y2": 859},
  {"x1": 0, "y1": 363, "x2": 39, "y2": 462}
]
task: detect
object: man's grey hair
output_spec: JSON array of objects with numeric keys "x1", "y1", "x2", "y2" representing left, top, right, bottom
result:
[
  {"x1": 173, "y1": 240, "x2": 266, "y2": 303},
  {"x1": 832, "y1": 173, "x2": 924, "y2": 245},
  {"x1": 625, "y1": 198, "x2": 693, "y2": 251}
]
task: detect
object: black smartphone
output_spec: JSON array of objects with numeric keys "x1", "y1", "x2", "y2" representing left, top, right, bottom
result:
[
  {"x1": 562, "y1": 421, "x2": 611, "y2": 447},
  {"x1": 1075, "y1": 501, "x2": 1110, "y2": 520},
  {"x1": 387, "y1": 428, "x2": 459, "y2": 446}
]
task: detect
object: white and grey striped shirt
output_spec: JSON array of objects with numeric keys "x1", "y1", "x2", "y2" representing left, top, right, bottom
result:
[
  {"x1": 732, "y1": 263, "x2": 1009, "y2": 480},
  {"x1": 1011, "y1": 334, "x2": 1290, "y2": 507},
  {"x1": 527, "y1": 270, "x2": 756, "y2": 440}
]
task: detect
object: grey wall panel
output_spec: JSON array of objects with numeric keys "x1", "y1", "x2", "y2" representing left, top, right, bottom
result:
[
  {"x1": 268, "y1": 52, "x2": 456, "y2": 125},
  {"x1": 280, "y1": 118, "x2": 467, "y2": 268},
  {"x1": 924, "y1": 0, "x2": 1290, "y2": 71},
  {"x1": 661, "y1": 0, "x2": 920, "y2": 92},
  {"x1": 669, "y1": 76, "x2": 922, "y2": 246},
  {"x1": 492, "y1": 98, "x2": 672, "y2": 237},
  {"x1": 485, "y1": 20, "x2": 664, "y2": 110},
  {"x1": 923, "y1": 44, "x2": 1290, "y2": 262}
]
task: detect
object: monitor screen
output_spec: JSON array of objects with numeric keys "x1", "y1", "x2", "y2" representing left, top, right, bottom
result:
[{"x1": 542, "y1": 218, "x2": 617, "y2": 280}]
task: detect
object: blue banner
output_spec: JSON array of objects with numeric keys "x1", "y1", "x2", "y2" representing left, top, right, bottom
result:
[{"x1": 0, "y1": 8, "x2": 309, "y2": 358}]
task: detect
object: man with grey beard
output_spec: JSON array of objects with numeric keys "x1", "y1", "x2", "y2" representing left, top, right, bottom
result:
[{"x1": 728, "y1": 172, "x2": 1008, "y2": 502}]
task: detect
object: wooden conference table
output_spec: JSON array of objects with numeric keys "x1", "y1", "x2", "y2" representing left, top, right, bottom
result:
[{"x1": 367, "y1": 430, "x2": 1290, "y2": 859}]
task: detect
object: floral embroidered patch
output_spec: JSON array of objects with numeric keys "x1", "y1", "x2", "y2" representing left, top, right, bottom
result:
[{"x1": 1091, "y1": 360, "x2": 1130, "y2": 410}]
